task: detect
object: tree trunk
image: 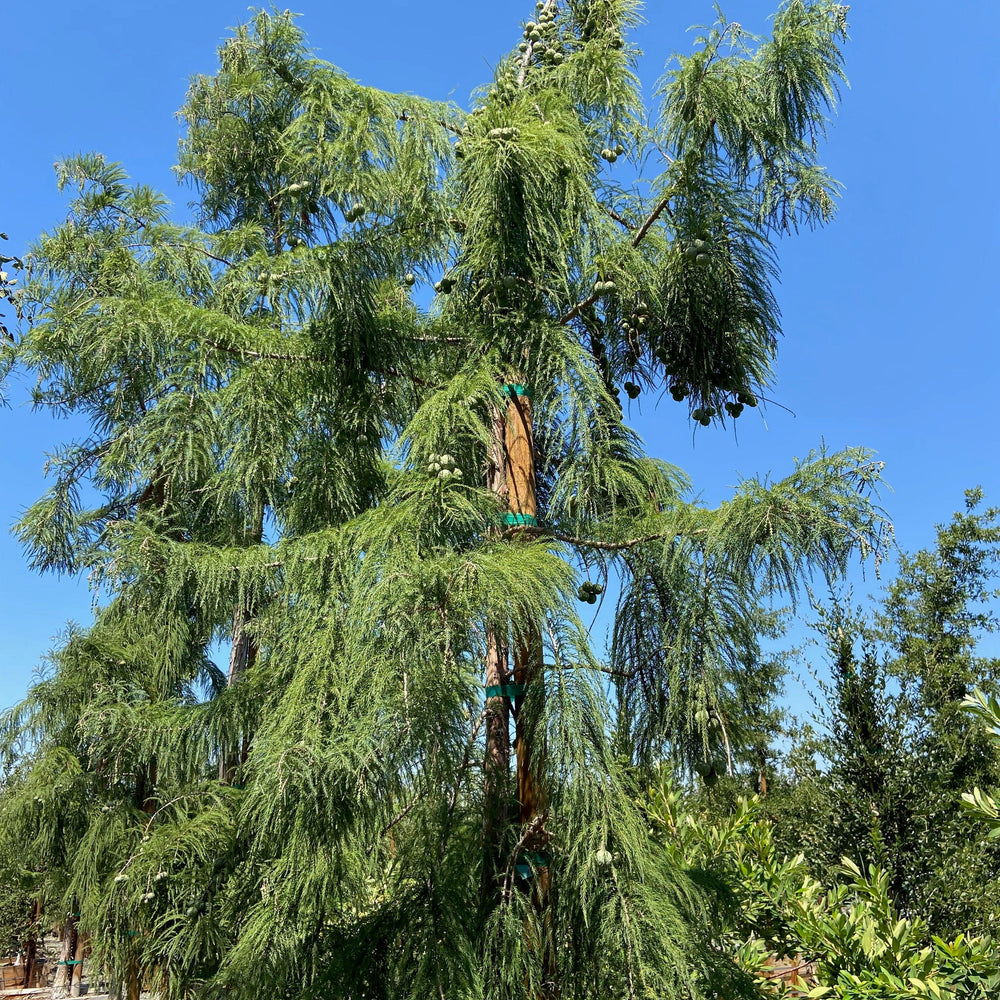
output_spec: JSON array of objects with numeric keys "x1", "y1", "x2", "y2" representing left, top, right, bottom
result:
[
  {"x1": 119, "y1": 772, "x2": 155, "y2": 1000},
  {"x1": 135, "y1": 760, "x2": 157, "y2": 815},
  {"x1": 503, "y1": 389, "x2": 546, "y2": 833},
  {"x1": 53, "y1": 926, "x2": 71, "y2": 997},
  {"x1": 482, "y1": 409, "x2": 512, "y2": 908},
  {"x1": 126, "y1": 954, "x2": 141, "y2": 1000},
  {"x1": 70, "y1": 930, "x2": 86, "y2": 997},
  {"x1": 503, "y1": 387, "x2": 555, "y2": 993},
  {"x1": 481, "y1": 628, "x2": 510, "y2": 899},
  {"x1": 53, "y1": 910, "x2": 78, "y2": 998},
  {"x1": 220, "y1": 503, "x2": 264, "y2": 783},
  {"x1": 21, "y1": 899, "x2": 41, "y2": 989}
]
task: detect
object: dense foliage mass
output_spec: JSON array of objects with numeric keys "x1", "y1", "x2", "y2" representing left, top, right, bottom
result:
[{"x1": 2, "y1": 4, "x2": 996, "y2": 1000}]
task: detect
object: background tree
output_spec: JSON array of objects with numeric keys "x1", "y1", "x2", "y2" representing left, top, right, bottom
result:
[
  {"x1": 0, "y1": 832, "x2": 34, "y2": 960},
  {"x1": 765, "y1": 490, "x2": 1000, "y2": 936}
]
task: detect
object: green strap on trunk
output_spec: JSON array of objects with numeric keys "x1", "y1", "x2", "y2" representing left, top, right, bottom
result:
[
  {"x1": 501, "y1": 383, "x2": 531, "y2": 399},
  {"x1": 503, "y1": 512, "x2": 537, "y2": 527},
  {"x1": 485, "y1": 683, "x2": 526, "y2": 699},
  {"x1": 515, "y1": 851, "x2": 551, "y2": 879}
]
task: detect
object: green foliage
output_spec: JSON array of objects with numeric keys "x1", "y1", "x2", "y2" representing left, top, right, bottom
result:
[
  {"x1": 651, "y1": 786, "x2": 1000, "y2": 999},
  {"x1": 961, "y1": 688, "x2": 1000, "y2": 836},
  {"x1": 612, "y1": 446, "x2": 890, "y2": 770}
]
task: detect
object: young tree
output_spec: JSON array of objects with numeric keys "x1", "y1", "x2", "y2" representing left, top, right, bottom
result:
[
  {"x1": 5, "y1": 4, "x2": 890, "y2": 999},
  {"x1": 877, "y1": 490, "x2": 1000, "y2": 933},
  {"x1": 770, "y1": 491, "x2": 1000, "y2": 936}
]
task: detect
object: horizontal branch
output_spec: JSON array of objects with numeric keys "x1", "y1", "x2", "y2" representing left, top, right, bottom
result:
[
  {"x1": 203, "y1": 339, "x2": 329, "y2": 363},
  {"x1": 124, "y1": 242, "x2": 234, "y2": 267},
  {"x1": 396, "y1": 110, "x2": 464, "y2": 136},
  {"x1": 507, "y1": 523, "x2": 701, "y2": 552}
]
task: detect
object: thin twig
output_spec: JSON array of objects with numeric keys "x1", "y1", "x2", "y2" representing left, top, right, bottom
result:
[
  {"x1": 366, "y1": 796, "x2": 421, "y2": 857},
  {"x1": 606, "y1": 207, "x2": 634, "y2": 231}
]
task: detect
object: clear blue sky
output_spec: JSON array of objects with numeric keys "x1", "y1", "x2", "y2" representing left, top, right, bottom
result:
[{"x1": 3, "y1": 1, "x2": 998, "y2": 713}]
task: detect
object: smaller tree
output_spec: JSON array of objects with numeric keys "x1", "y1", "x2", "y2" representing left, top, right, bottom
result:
[
  {"x1": 775, "y1": 491, "x2": 1000, "y2": 935},
  {"x1": 0, "y1": 836, "x2": 34, "y2": 958}
]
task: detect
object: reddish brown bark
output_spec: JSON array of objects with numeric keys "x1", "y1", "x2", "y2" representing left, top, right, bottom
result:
[
  {"x1": 503, "y1": 391, "x2": 547, "y2": 836},
  {"x1": 482, "y1": 406, "x2": 512, "y2": 905},
  {"x1": 21, "y1": 899, "x2": 41, "y2": 989},
  {"x1": 503, "y1": 389, "x2": 555, "y2": 994}
]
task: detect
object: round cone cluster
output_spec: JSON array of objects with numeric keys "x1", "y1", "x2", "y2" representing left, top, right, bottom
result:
[
  {"x1": 522, "y1": 4, "x2": 565, "y2": 68},
  {"x1": 427, "y1": 453, "x2": 463, "y2": 481},
  {"x1": 487, "y1": 126, "x2": 520, "y2": 140},
  {"x1": 577, "y1": 580, "x2": 603, "y2": 604},
  {"x1": 693, "y1": 759, "x2": 720, "y2": 787},
  {"x1": 344, "y1": 202, "x2": 366, "y2": 223},
  {"x1": 593, "y1": 278, "x2": 616, "y2": 295},
  {"x1": 434, "y1": 275, "x2": 456, "y2": 294},
  {"x1": 662, "y1": 373, "x2": 756, "y2": 423},
  {"x1": 619, "y1": 298, "x2": 649, "y2": 343},
  {"x1": 683, "y1": 237, "x2": 711, "y2": 265}
]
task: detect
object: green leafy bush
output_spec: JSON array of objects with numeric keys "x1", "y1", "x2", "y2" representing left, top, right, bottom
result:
[{"x1": 648, "y1": 777, "x2": 1000, "y2": 999}]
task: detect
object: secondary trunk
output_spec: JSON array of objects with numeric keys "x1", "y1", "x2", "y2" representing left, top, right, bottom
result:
[
  {"x1": 53, "y1": 910, "x2": 78, "y2": 999},
  {"x1": 69, "y1": 929, "x2": 86, "y2": 997},
  {"x1": 21, "y1": 899, "x2": 41, "y2": 989}
]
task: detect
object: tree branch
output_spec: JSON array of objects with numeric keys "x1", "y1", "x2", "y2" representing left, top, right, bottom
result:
[
  {"x1": 631, "y1": 196, "x2": 673, "y2": 247},
  {"x1": 508, "y1": 524, "x2": 700, "y2": 552},
  {"x1": 124, "y1": 243, "x2": 234, "y2": 267},
  {"x1": 397, "y1": 110, "x2": 464, "y2": 136},
  {"x1": 558, "y1": 289, "x2": 601, "y2": 326},
  {"x1": 203, "y1": 339, "x2": 329, "y2": 363}
]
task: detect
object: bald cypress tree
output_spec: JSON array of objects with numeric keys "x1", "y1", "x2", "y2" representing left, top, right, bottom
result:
[{"x1": 4, "y1": 4, "x2": 889, "y2": 999}]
